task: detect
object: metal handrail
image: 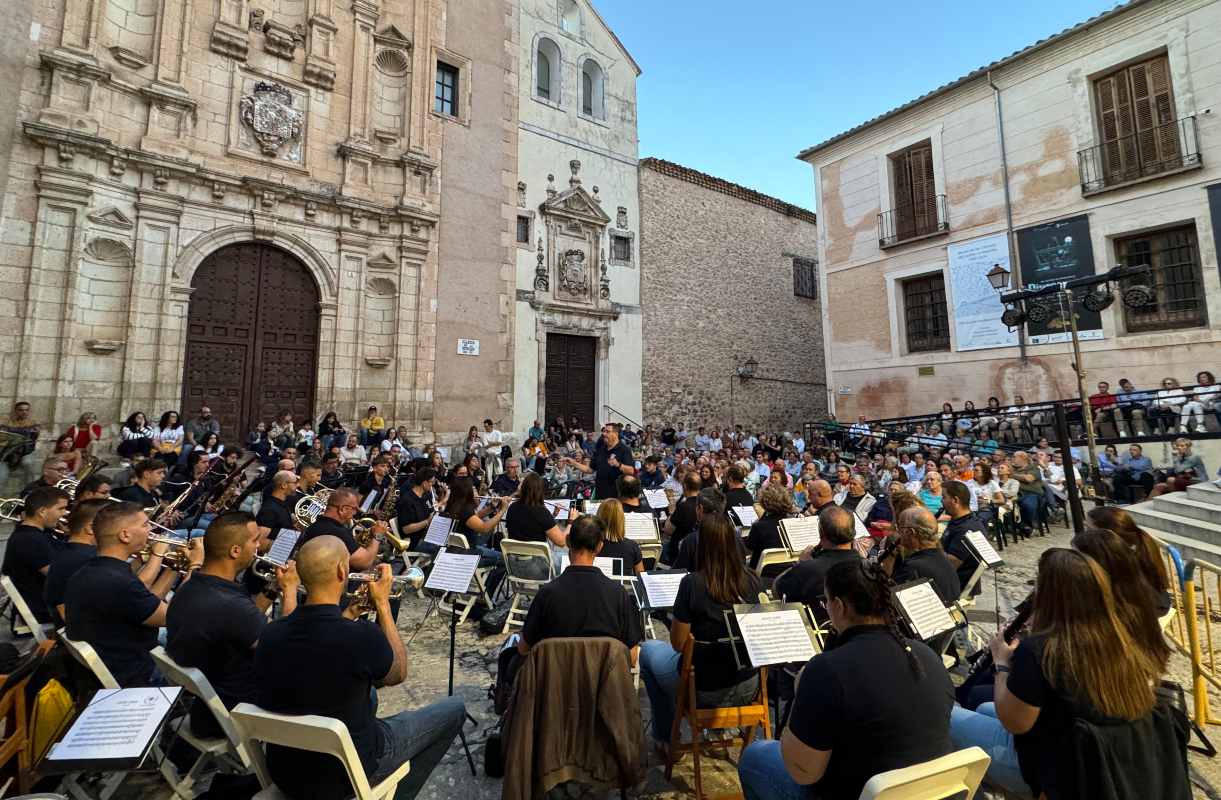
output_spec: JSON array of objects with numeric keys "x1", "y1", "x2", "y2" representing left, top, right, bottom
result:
[
  {"x1": 603, "y1": 404, "x2": 645, "y2": 431},
  {"x1": 1077, "y1": 115, "x2": 1201, "y2": 194},
  {"x1": 877, "y1": 194, "x2": 949, "y2": 247}
]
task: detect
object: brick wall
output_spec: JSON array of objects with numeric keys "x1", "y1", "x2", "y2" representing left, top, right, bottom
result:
[{"x1": 638, "y1": 160, "x2": 828, "y2": 434}]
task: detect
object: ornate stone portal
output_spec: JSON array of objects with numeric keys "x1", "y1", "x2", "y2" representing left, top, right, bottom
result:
[{"x1": 536, "y1": 159, "x2": 612, "y2": 308}]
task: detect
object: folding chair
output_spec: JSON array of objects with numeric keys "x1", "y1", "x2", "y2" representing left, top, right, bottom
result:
[
  {"x1": 638, "y1": 542, "x2": 662, "y2": 571},
  {"x1": 0, "y1": 640, "x2": 54, "y2": 795},
  {"x1": 498, "y1": 539, "x2": 553, "y2": 634},
  {"x1": 664, "y1": 636, "x2": 770, "y2": 800},
  {"x1": 857, "y1": 746, "x2": 990, "y2": 799},
  {"x1": 437, "y1": 533, "x2": 493, "y2": 624},
  {"x1": 755, "y1": 548, "x2": 796, "y2": 581},
  {"x1": 57, "y1": 632, "x2": 118, "y2": 691},
  {"x1": 231, "y1": 703, "x2": 410, "y2": 800},
  {"x1": 0, "y1": 576, "x2": 53, "y2": 644},
  {"x1": 151, "y1": 647, "x2": 269, "y2": 795}
]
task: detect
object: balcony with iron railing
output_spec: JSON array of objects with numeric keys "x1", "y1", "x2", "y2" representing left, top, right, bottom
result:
[
  {"x1": 877, "y1": 194, "x2": 949, "y2": 249},
  {"x1": 1078, "y1": 115, "x2": 1202, "y2": 195}
]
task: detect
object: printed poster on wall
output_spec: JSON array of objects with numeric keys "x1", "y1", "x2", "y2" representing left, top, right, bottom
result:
[
  {"x1": 947, "y1": 233, "x2": 1019, "y2": 351},
  {"x1": 1015, "y1": 215, "x2": 1104, "y2": 345}
]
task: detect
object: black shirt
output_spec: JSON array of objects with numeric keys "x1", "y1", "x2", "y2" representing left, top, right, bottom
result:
[
  {"x1": 19, "y1": 479, "x2": 55, "y2": 499},
  {"x1": 774, "y1": 548, "x2": 861, "y2": 623},
  {"x1": 723, "y1": 488, "x2": 754, "y2": 511},
  {"x1": 167, "y1": 573, "x2": 266, "y2": 739},
  {"x1": 941, "y1": 514, "x2": 987, "y2": 597},
  {"x1": 1007, "y1": 634, "x2": 1090, "y2": 797},
  {"x1": 673, "y1": 571, "x2": 765, "y2": 692},
  {"x1": 639, "y1": 468, "x2": 664, "y2": 490},
  {"x1": 114, "y1": 483, "x2": 160, "y2": 508},
  {"x1": 490, "y1": 473, "x2": 520, "y2": 496},
  {"x1": 745, "y1": 514, "x2": 785, "y2": 570},
  {"x1": 43, "y1": 541, "x2": 96, "y2": 625},
  {"x1": 301, "y1": 515, "x2": 359, "y2": 555},
  {"x1": 598, "y1": 538, "x2": 643, "y2": 573},
  {"x1": 788, "y1": 625, "x2": 953, "y2": 799},
  {"x1": 893, "y1": 548, "x2": 961, "y2": 604},
  {"x1": 253, "y1": 604, "x2": 392, "y2": 800},
  {"x1": 395, "y1": 489, "x2": 434, "y2": 550},
  {"x1": 669, "y1": 495, "x2": 699, "y2": 550},
  {"x1": 318, "y1": 469, "x2": 345, "y2": 490},
  {"x1": 521, "y1": 565, "x2": 642, "y2": 650},
  {"x1": 660, "y1": 427, "x2": 677, "y2": 446},
  {"x1": 255, "y1": 495, "x2": 295, "y2": 538},
  {"x1": 505, "y1": 501, "x2": 555, "y2": 543},
  {"x1": 592, "y1": 440, "x2": 634, "y2": 499},
  {"x1": 1, "y1": 524, "x2": 63, "y2": 624},
  {"x1": 64, "y1": 556, "x2": 161, "y2": 686}
]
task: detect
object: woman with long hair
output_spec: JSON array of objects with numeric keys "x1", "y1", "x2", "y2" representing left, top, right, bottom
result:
[
  {"x1": 639, "y1": 514, "x2": 765, "y2": 754},
  {"x1": 504, "y1": 471, "x2": 570, "y2": 578},
  {"x1": 596, "y1": 498, "x2": 644, "y2": 575},
  {"x1": 117, "y1": 411, "x2": 155, "y2": 460},
  {"x1": 950, "y1": 548, "x2": 1168, "y2": 797},
  {"x1": 698, "y1": 463, "x2": 718, "y2": 490},
  {"x1": 1086, "y1": 506, "x2": 1171, "y2": 614},
  {"x1": 440, "y1": 477, "x2": 506, "y2": 564},
  {"x1": 52, "y1": 432, "x2": 83, "y2": 474},
  {"x1": 317, "y1": 410, "x2": 346, "y2": 452},
  {"x1": 65, "y1": 411, "x2": 102, "y2": 456},
  {"x1": 154, "y1": 410, "x2": 184, "y2": 465}
]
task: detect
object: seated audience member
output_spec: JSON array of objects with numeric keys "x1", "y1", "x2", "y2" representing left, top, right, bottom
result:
[
  {"x1": 672, "y1": 487, "x2": 728, "y2": 571},
  {"x1": 949, "y1": 549, "x2": 1176, "y2": 798},
  {"x1": 1087, "y1": 506, "x2": 1172, "y2": 615},
  {"x1": 1111, "y1": 444, "x2": 1155, "y2": 501},
  {"x1": 662, "y1": 473, "x2": 701, "y2": 563},
  {"x1": 517, "y1": 515, "x2": 642, "y2": 660},
  {"x1": 490, "y1": 457, "x2": 522, "y2": 496},
  {"x1": 65, "y1": 502, "x2": 201, "y2": 685},
  {"x1": 595, "y1": 499, "x2": 644, "y2": 574},
  {"x1": 253, "y1": 537, "x2": 465, "y2": 800},
  {"x1": 773, "y1": 507, "x2": 861, "y2": 625},
  {"x1": 1, "y1": 485, "x2": 70, "y2": 624},
  {"x1": 1011, "y1": 451, "x2": 1044, "y2": 534},
  {"x1": 44, "y1": 498, "x2": 108, "y2": 625},
  {"x1": 838, "y1": 474, "x2": 870, "y2": 515},
  {"x1": 888, "y1": 507, "x2": 961, "y2": 604},
  {"x1": 917, "y1": 470, "x2": 946, "y2": 516},
  {"x1": 745, "y1": 483, "x2": 794, "y2": 571},
  {"x1": 167, "y1": 512, "x2": 299, "y2": 738},
  {"x1": 940, "y1": 481, "x2": 986, "y2": 597},
  {"x1": 1149, "y1": 438, "x2": 1208, "y2": 497},
  {"x1": 738, "y1": 559, "x2": 954, "y2": 800},
  {"x1": 639, "y1": 515, "x2": 765, "y2": 753}
]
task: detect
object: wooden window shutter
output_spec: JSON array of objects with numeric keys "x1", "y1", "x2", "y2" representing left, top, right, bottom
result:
[
  {"x1": 891, "y1": 149, "x2": 914, "y2": 240},
  {"x1": 1143, "y1": 55, "x2": 1181, "y2": 165},
  {"x1": 909, "y1": 144, "x2": 936, "y2": 228}
]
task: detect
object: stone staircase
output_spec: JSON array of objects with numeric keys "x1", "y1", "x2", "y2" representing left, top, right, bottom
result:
[{"x1": 1128, "y1": 481, "x2": 1221, "y2": 566}]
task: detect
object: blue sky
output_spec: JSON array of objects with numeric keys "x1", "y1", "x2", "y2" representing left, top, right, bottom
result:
[{"x1": 595, "y1": 0, "x2": 1122, "y2": 210}]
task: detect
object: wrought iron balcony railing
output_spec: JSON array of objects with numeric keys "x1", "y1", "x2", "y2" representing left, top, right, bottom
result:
[
  {"x1": 877, "y1": 194, "x2": 949, "y2": 248},
  {"x1": 1078, "y1": 115, "x2": 1201, "y2": 194}
]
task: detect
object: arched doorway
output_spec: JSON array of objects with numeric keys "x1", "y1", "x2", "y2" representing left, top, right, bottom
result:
[{"x1": 181, "y1": 243, "x2": 320, "y2": 439}]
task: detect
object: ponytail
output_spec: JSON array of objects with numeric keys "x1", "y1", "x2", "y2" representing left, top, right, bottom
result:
[{"x1": 825, "y1": 559, "x2": 924, "y2": 677}]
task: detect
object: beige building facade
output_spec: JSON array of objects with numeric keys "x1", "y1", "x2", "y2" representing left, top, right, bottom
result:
[
  {"x1": 0, "y1": 0, "x2": 518, "y2": 448},
  {"x1": 800, "y1": 0, "x2": 1221, "y2": 420}
]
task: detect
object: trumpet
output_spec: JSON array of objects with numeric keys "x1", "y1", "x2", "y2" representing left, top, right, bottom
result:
[
  {"x1": 0, "y1": 498, "x2": 24, "y2": 523},
  {"x1": 56, "y1": 478, "x2": 79, "y2": 498},
  {"x1": 353, "y1": 516, "x2": 385, "y2": 548},
  {"x1": 293, "y1": 488, "x2": 333, "y2": 529},
  {"x1": 138, "y1": 532, "x2": 196, "y2": 573},
  {"x1": 345, "y1": 567, "x2": 425, "y2": 605},
  {"x1": 251, "y1": 554, "x2": 292, "y2": 580}
]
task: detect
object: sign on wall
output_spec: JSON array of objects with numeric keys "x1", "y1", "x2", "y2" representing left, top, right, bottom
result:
[
  {"x1": 947, "y1": 233, "x2": 1019, "y2": 351},
  {"x1": 1015, "y1": 215, "x2": 1103, "y2": 345},
  {"x1": 457, "y1": 338, "x2": 480, "y2": 356}
]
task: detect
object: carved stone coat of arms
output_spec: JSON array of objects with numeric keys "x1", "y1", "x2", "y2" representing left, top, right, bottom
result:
[
  {"x1": 239, "y1": 81, "x2": 303, "y2": 157},
  {"x1": 559, "y1": 249, "x2": 589, "y2": 296}
]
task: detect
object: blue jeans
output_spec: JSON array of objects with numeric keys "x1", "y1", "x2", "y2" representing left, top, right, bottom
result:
[
  {"x1": 949, "y1": 703, "x2": 1029, "y2": 796},
  {"x1": 638, "y1": 640, "x2": 759, "y2": 744},
  {"x1": 370, "y1": 694, "x2": 466, "y2": 800},
  {"x1": 1017, "y1": 493, "x2": 1040, "y2": 531},
  {"x1": 738, "y1": 740, "x2": 809, "y2": 800}
]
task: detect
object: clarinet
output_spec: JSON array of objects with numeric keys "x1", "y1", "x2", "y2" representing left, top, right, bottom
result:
[{"x1": 954, "y1": 591, "x2": 1034, "y2": 705}]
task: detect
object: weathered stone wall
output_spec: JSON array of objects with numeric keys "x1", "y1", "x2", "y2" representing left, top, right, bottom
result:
[{"x1": 638, "y1": 159, "x2": 827, "y2": 434}]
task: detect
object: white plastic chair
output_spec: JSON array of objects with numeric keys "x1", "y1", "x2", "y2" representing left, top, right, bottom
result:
[
  {"x1": 857, "y1": 746, "x2": 990, "y2": 799},
  {"x1": 57, "y1": 631, "x2": 118, "y2": 690},
  {"x1": 151, "y1": 646, "x2": 269, "y2": 793},
  {"x1": 499, "y1": 539, "x2": 553, "y2": 633},
  {"x1": 231, "y1": 703, "x2": 410, "y2": 800},
  {"x1": 0, "y1": 576, "x2": 52, "y2": 644}
]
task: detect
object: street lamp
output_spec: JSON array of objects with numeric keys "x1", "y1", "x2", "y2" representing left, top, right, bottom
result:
[{"x1": 986, "y1": 263, "x2": 1010, "y2": 292}]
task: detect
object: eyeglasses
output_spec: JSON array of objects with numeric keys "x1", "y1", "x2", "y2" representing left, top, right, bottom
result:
[{"x1": 338, "y1": 504, "x2": 359, "y2": 512}]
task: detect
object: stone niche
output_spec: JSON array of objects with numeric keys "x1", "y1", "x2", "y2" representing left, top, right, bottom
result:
[{"x1": 537, "y1": 160, "x2": 611, "y2": 308}]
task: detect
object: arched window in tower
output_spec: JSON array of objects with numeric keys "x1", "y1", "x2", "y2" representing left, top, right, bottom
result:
[
  {"x1": 536, "y1": 37, "x2": 561, "y2": 101},
  {"x1": 560, "y1": 0, "x2": 580, "y2": 35},
  {"x1": 581, "y1": 58, "x2": 605, "y2": 120}
]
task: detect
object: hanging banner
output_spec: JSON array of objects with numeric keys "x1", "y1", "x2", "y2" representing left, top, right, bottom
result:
[
  {"x1": 1015, "y1": 215, "x2": 1103, "y2": 344},
  {"x1": 947, "y1": 233, "x2": 1019, "y2": 351}
]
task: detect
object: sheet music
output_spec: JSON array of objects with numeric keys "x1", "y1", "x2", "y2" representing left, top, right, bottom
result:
[
  {"x1": 47, "y1": 687, "x2": 181, "y2": 763},
  {"x1": 736, "y1": 610, "x2": 816, "y2": 667},
  {"x1": 266, "y1": 529, "x2": 301, "y2": 566},
  {"x1": 965, "y1": 530, "x2": 1004, "y2": 567},
  {"x1": 895, "y1": 582, "x2": 957, "y2": 640},
  {"x1": 545, "y1": 499, "x2": 572, "y2": 518},
  {"x1": 423, "y1": 515, "x2": 455, "y2": 547},
  {"x1": 780, "y1": 517, "x2": 820, "y2": 552},
  {"x1": 854, "y1": 515, "x2": 871, "y2": 540},
  {"x1": 359, "y1": 490, "x2": 377, "y2": 513},
  {"x1": 424, "y1": 548, "x2": 480, "y2": 593},
  {"x1": 639, "y1": 571, "x2": 686, "y2": 608},
  {"x1": 559, "y1": 554, "x2": 621, "y2": 578},
  {"x1": 644, "y1": 489, "x2": 669, "y2": 509},
  {"x1": 624, "y1": 512, "x2": 658, "y2": 542},
  {"x1": 733, "y1": 505, "x2": 758, "y2": 526},
  {"x1": 585, "y1": 501, "x2": 601, "y2": 516}
]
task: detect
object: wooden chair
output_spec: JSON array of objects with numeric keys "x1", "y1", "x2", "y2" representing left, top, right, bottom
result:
[
  {"x1": 664, "y1": 637, "x2": 770, "y2": 800},
  {"x1": 0, "y1": 640, "x2": 54, "y2": 794},
  {"x1": 857, "y1": 746, "x2": 990, "y2": 799}
]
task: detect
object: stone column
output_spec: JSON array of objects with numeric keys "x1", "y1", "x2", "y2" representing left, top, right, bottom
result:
[
  {"x1": 407, "y1": 0, "x2": 431, "y2": 151},
  {"x1": 126, "y1": 187, "x2": 183, "y2": 414},
  {"x1": 153, "y1": 0, "x2": 193, "y2": 86},
  {"x1": 347, "y1": 0, "x2": 378, "y2": 143},
  {"x1": 59, "y1": 0, "x2": 104, "y2": 54},
  {"x1": 316, "y1": 300, "x2": 339, "y2": 414},
  {"x1": 393, "y1": 232, "x2": 428, "y2": 431}
]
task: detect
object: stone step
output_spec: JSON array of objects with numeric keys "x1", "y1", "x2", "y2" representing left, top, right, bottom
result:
[
  {"x1": 1186, "y1": 482, "x2": 1221, "y2": 507},
  {"x1": 1126, "y1": 504, "x2": 1221, "y2": 549},
  {"x1": 1147, "y1": 527, "x2": 1221, "y2": 569},
  {"x1": 1151, "y1": 493, "x2": 1221, "y2": 524}
]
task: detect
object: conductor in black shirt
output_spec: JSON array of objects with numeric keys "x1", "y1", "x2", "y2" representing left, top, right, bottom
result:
[
  {"x1": 773, "y1": 507, "x2": 860, "y2": 625},
  {"x1": 256, "y1": 470, "x2": 299, "y2": 537},
  {"x1": 561, "y1": 423, "x2": 635, "y2": 499},
  {"x1": 887, "y1": 507, "x2": 961, "y2": 604},
  {"x1": 253, "y1": 536, "x2": 465, "y2": 800}
]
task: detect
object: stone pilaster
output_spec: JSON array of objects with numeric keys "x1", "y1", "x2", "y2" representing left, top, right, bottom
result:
[
  {"x1": 335, "y1": 226, "x2": 370, "y2": 417},
  {"x1": 304, "y1": 0, "x2": 338, "y2": 90},
  {"x1": 126, "y1": 187, "x2": 183, "y2": 414},
  {"x1": 210, "y1": 0, "x2": 250, "y2": 59}
]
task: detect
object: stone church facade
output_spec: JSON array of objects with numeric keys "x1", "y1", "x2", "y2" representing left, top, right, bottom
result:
[{"x1": 0, "y1": 0, "x2": 518, "y2": 445}]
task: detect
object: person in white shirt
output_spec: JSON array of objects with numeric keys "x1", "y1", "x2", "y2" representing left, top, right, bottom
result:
[
  {"x1": 479, "y1": 418, "x2": 504, "y2": 479},
  {"x1": 740, "y1": 432, "x2": 757, "y2": 452},
  {"x1": 338, "y1": 434, "x2": 367, "y2": 466},
  {"x1": 791, "y1": 433, "x2": 805, "y2": 454},
  {"x1": 675, "y1": 424, "x2": 689, "y2": 449},
  {"x1": 708, "y1": 430, "x2": 723, "y2": 452},
  {"x1": 999, "y1": 395, "x2": 1033, "y2": 443},
  {"x1": 693, "y1": 427, "x2": 710, "y2": 452},
  {"x1": 848, "y1": 416, "x2": 871, "y2": 449},
  {"x1": 1151, "y1": 378, "x2": 1189, "y2": 434},
  {"x1": 1182, "y1": 370, "x2": 1219, "y2": 433}
]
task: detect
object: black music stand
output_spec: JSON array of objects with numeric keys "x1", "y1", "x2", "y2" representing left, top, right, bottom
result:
[{"x1": 963, "y1": 530, "x2": 1005, "y2": 631}]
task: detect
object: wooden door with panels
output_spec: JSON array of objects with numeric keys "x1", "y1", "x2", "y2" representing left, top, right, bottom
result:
[{"x1": 544, "y1": 333, "x2": 596, "y2": 433}]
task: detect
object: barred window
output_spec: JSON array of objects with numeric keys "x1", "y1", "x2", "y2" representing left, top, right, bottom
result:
[
  {"x1": 610, "y1": 233, "x2": 631, "y2": 264},
  {"x1": 793, "y1": 257, "x2": 818, "y2": 299},
  {"x1": 516, "y1": 215, "x2": 531, "y2": 245},
  {"x1": 903, "y1": 273, "x2": 950, "y2": 352},
  {"x1": 1116, "y1": 224, "x2": 1207, "y2": 332}
]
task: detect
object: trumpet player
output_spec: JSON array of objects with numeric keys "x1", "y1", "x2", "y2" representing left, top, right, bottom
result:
[
  {"x1": 300, "y1": 487, "x2": 381, "y2": 571},
  {"x1": 75, "y1": 473, "x2": 112, "y2": 501},
  {"x1": 167, "y1": 512, "x2": 298, "y2": 739},
  {"x1": 256, "y1": 470, "x2": 299, "y2": 537},
  {"x1": 44, "y1": 498, "x2": 109, "y2": 625},
  {"x1": 18, "y1": 456, "x2": 70, "y2": 499},
  {"x1": 64, "y1": 501, "x2": 204, "y2": 686},
  {"x1": 0, "y1": 485, "x2": 70, "y2": 624}
]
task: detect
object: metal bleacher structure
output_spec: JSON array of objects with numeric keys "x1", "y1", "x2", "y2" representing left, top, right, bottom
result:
[{"x1": 802, "y1": 384, "x2": 1221, "y2": 558}]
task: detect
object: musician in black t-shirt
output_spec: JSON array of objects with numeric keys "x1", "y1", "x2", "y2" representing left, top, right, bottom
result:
[
  {"x1": 253, "y1": 536, "x2": 465, "y2": 800},
  {"x1": 722, "y1": 464, "x2": 754, "y2": 511},
  {"x1": 2, "y1": 486, "x2": 70, "y2": 623},
  {"x1": 396, "y1": 468, "x2": 438, "y2": 550},
  {"x1": 739, "y1": 559, "x2": 953, "y2": 800},
  {"x1": 888, "y1": 507, "x2": 961, "y2": 604},
  {"x1": 940, "y1": 481, "x2": 986, "y2": 597},
  {"x1": 300, "y1": 487, "x2": 381, "y2": 571},
  {"x1": 255, "y1": 470, "x2": 298, "y2": 538},
  {"x1": 662, "y1": 473, "x2": 701, "y2": 563},
  {"x1": 561, "y1": 423, "x2": 634, "y2": 499},
  {"x1": 773, "y1": 507, "x2": 860, "y2": 626},
  {"x1": 44, "y1": 498, "x2": 108, "y2": 626}
]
